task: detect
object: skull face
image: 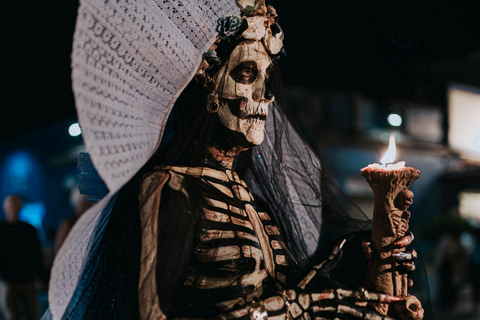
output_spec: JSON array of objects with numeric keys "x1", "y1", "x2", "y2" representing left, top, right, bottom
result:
[
  {"x1": 213, "y1": 40, "x2": 274, "y2": 146},
  {"x1": 403, "y1": 190, "x2": 414, "y2": 209},
  {"x1": 395, "y1": 189, "x2": 414, "y2": 210}
]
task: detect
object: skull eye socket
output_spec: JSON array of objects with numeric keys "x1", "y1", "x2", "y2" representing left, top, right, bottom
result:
[
  {"x1": 230, "y1": 61, "x2": 258, "y2": 84},
  {"x1": 266, "y1": 64, "x2": 274, "y2": 79}
]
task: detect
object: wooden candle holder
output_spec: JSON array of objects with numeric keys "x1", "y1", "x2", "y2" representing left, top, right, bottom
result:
[{"x1": 361, "y1": 166, "x2": 424, "y2": 320}]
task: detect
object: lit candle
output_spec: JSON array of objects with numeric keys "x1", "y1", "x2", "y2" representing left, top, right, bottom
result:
[
  {"x1": 361, "y1": 133, "x2": 405, "y2": 171},
  {"x1": 360, "y1": 133, "x2": 423, "y2": 319}
]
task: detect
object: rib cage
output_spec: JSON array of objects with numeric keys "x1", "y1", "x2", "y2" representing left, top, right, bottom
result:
[{"x1": 140, "y1": 166, "x2": 296, "y2": 318}]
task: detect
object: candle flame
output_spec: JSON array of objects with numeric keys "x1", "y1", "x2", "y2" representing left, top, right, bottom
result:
[{"x1": 380, "y1": 133, "x2": 396, "y2": 164}]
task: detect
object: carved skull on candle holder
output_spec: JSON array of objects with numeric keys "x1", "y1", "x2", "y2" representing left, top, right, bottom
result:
[{"x1": 396, "y1": 190, "x2": 414, "y2": 211}]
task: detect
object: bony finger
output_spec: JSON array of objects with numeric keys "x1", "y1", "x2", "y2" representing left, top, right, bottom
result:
[
  {"x1": 408, "y1": 279, "x2": 414, "y2": 288},
  {"x1": 411, "y1": 249, "x2": 418, "y2": 259},
  {"x1": 401, "y1": 262, "x2": 416, "y2": 272},
  {"x1": 330, "y1": 304, "x2": 364, "y2": 319},
  {"x1": 312, "y1": 303, "x2": 397, "y2": 320},
  {"x1": 362, "y1": 240, "x2": 373, "y2": 259},
  {"x1": 392, "y1": 249, "x2": 417, "y2": 261},
  {"x1": 311, "y1": 289, "x2": 335, "y2": 302},
  {"x1": 394, "y1": 231, "x2": 414, "y2": 248},
  {"x1": 337, "y1": 288, "x2": 404, "y2": 304},
  {"x1": 314, "y1": 239, "x2": 347, "y2": 278},
  {"x1": 392, "y1": 252, "x2": 409, "y2": 261},
  {"x1": 311, "y1": 304, "x2": 363, "y2": 319},
  {"x1": 377, "y1": 293, "x2": 405, "y2": 304},
  {"x1": 393, "y1": 237, "x2": 410, "y2": 248},
  {"x1": 329, "y1": 238, "x2": 347, "y2": 259},
  {"x1": 309, "y1": 238, "x2": 347, "y2": 272}
]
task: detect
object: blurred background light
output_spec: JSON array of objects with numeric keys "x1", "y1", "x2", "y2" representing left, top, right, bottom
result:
[
  {"x1": 458, "y1": 190, "x2": 480, "y2": 222},
  {"x1": 448, "y1": 84, "x2": 480, "y2": 158},
  {"x1": 1, "y1": 151, "x2": 38, "y2": 198},
  {"x1": 387, "y1": 113, "x2": 402, "y2": 127},
  {"x1": 68, "y1": 123, "x2": 82, "y2": 137},
  {"x1": 5, "y1": 151, "x2": 33, "y2": 179},
  {"x1": 18, "y1": 201, "x2": 47, "y2": 242}
]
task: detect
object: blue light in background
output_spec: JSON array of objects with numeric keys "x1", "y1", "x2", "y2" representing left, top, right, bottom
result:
[
  {"x1": 1, "y1": 151, "x2": 37, "y2": 198},
  {"x1": 0, "y1": 151, "x2": 45, "y2": 222},
  {"x1": 19, "y1": 202, "x2": 46, "y2": 229},
  {"x1": 19, "y1": 202, "x2": 47, "y2": 243},
  {"x1": 6, "y1": 151, "x2": 32, "y2": 179}
]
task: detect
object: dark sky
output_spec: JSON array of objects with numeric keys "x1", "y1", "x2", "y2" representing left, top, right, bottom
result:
[{"x1": 2, "y1": 0, "x2": 480, "y2": 140}]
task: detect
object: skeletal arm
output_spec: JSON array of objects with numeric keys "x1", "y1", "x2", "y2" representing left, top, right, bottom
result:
[{"x1": 178, "y1": 239, "x2": 401, "y2": 320}]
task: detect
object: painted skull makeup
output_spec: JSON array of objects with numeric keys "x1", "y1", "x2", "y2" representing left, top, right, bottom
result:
[{"x1": 213, "y1": 40, "x2": 274, "y2": 146}]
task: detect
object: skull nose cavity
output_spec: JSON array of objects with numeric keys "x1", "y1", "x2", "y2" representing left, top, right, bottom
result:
[
  {"x1": 264, "y1": 88, "x2": 274, "y2": 101},
  {"x1": 253, "y1": 78, "x2": 274, "y2": 102}
]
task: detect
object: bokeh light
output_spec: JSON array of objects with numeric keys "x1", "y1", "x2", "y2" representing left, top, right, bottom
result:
[
  {"x1": 387, "y1": 113, "x2": 402, "y2": 127},
  {"x1": 68, "y1": 123, "x2": 82, "y2": 137}
]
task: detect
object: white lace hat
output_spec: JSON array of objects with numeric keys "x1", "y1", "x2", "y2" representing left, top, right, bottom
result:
[
  {"x1": 49, "y1": 1, "x2": 240, "y2": 318},
  {"x1": 73, "y1": 0, "x2": 240, "y2": 195}
]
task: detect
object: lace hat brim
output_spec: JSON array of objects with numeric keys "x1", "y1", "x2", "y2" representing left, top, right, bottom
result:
[
  {"x1": 73, "y1": 0, "x2": 240, "y2": 195},
  {"x1": 48, "y1": 1, "x2": 239, "y2": 318}
]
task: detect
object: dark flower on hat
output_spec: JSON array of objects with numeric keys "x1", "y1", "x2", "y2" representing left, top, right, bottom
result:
[
  {"x1": 217, "y1": 15, "x2": 243, "y2": 39},
  {"x1": 204, "y1": 50, "x2": 221, "y2": 67}
]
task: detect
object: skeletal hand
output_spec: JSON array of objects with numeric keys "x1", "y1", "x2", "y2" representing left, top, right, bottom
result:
[
  {"x1": 279, "y1": 238, "x2": 404, "y2": 319},
  {"x1": 280, "y1": 286, "x2": 402, "y2": 320},
  {"x1": 363, "y1": 231, "x2": 417, "y2": 278}
]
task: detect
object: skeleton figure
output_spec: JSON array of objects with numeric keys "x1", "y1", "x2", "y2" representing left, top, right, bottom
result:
[
  {"x1": 135, "y1": 36, "x2": 417, "y2": 320},
  {"x1": 41, "y1": 1, "x2": 432, "y2": 319},
  {"x1": 138, "y1": 166, "x2": 406, "y2": 320}
]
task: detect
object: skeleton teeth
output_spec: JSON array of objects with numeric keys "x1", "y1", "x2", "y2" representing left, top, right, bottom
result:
[{"x1": 245, "y1": 117, "x2": 266, "y2": 123}]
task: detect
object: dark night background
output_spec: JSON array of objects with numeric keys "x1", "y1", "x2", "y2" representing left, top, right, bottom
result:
[
  {"x1": 2, "y1": 0, "x2": 480, "y2": 139},
  {"x1": 1, "y1": 1, "x2": 480, "y2": 319}
]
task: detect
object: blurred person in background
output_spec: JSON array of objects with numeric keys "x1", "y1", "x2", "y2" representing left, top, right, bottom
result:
[
  {"x1": 0, "y1": 195, "x2": 46, "y2": 320},
  {"x1": 468, "y1": 228, "x2": 480, "y2": 314},
  {"x1": 434, "y1": 227, "x2": 467, "y2": 311},
  {"x1": 53, "y1": 188, "x2": 93, "y2": 255}
]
